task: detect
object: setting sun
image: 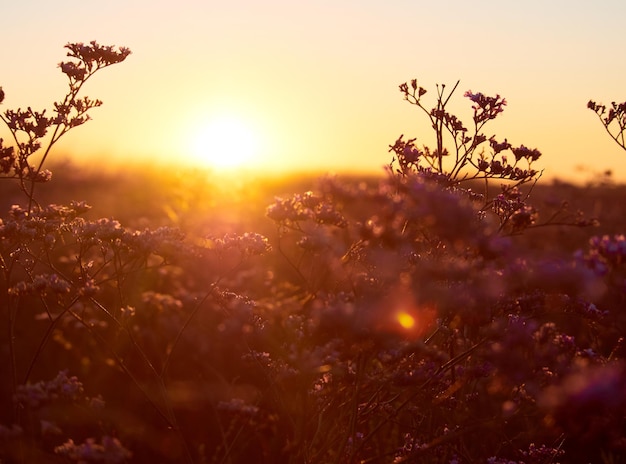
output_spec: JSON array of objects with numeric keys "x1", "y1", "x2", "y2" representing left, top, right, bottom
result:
[{"x1": 190, "y1": 116, "x2": 261, "y2": 170}]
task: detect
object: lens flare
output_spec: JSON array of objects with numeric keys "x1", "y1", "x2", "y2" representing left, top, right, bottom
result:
[{"x1": 397, "y1": 311, "x2": 416, "y2": 330}]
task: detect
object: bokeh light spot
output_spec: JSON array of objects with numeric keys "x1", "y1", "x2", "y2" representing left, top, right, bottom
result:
[{"x1": 397, "y1": 311, "x2": 416, "y2": 329}]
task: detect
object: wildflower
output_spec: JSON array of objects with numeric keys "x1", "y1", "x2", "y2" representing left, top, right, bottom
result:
[
  {"x1": 210, "y1": 232, "x2": 271, "y2": 255},
  {"x1": 477, "y1": 158, "x2": 490, "y2": 171},
  {"x1": 54, "y1": 436, "x2": 132, "y2": 463},
  {"x1": 511, "y1": 144, "x2": 542, "y2": 162},
  {"x1": 314, "y1": 203, "x2": 347, "y2": 227},
  {"x1": 217, "y1": 398, "x2": 260, "y2": 417},
  {"x1": 403, "y1": 144, "x2": 421, "y2": 163},
  {"x1": 141, "y1": 291, "x2": 183, "y2": 313},
  {"x1": 539, "y1": 362, "x2": 626, "y2": 452},
  {"x1": 464, "y1": 90, "x2": 507, "y2": 123},
  {"x1": 399, "y1": 80, "x2": 426, "y2": 100},
  {"x1": 509, "y1": 204, "x2": 538, "y2": 230},
  {"x1": 29, "y1": 168, "x2": 52, "y2": 182},
  {"x1": 489, "y1": 137, "x2": 511, "y2": 154},
  {"x1": 520, "y1": 442, "x2": 564, "y2": 461},
  {"x1": 0, "y1": 139, "x2": 16, "y2": 173},
  {"x1": 486, "y1": 458, "x2": 522, "y2": 464},
  {"x1": 60, "y1": 42, "x2": 131, "y2": 82},
  {"x1": 296, "y1": 232, "x2": 330, "y2": 252},
  {"x1": 14, "y1": 370, "x2": 84, "y2": 408},
  {"x1": 59, "y1": 61, "x2": 87, "y2": 81},
  {"x1": 78, "y1": 278, "x2": 100, "y2": 297},
  {"x1": 266, "y1": 196, "x2": 312, "y2": 223},
  {"x1": 119, "y1": 305, "x2": 136, "y2": 323},
  {"x1": 8, "y1": 273, "x2": 71, "y2": 297},
  {"x1": 588, "y1": 99, "x2": 604, "y2": 113},
  {"x1": 588, "y1": 98, "x2": 626, "y2": 151}
]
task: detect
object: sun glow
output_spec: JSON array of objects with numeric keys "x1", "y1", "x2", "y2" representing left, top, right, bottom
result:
[{"x1": 190, "y1": 116, "x2": 261, "y2": 170}]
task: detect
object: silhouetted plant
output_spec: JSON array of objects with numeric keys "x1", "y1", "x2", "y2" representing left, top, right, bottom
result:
[
  {"x1": 0, "y1": 42, "x2": 281, "y2": 464},
  {"x1": 588, "y1": 99, "x2": 626, "y2": 152},
  {"x1": 392, "y1": 80, "x2": 541, "y2": 185},
  {"x1": 1, "y1": 43, "x2": 625, "y2": 464},
  {"x1": 0, "y1": 41, "x2": 131, "y2": 212},
  {"x1": 391, "y1": 80, "x2": 597, "y2": 236},
  {"x1": 390, "y1": 80, "x2": 548, "y2": 237}
]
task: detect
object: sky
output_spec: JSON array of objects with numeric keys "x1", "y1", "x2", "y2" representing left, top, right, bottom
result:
[{"x1": 2, "y1": 0, "x2": 625, "y2": 182}]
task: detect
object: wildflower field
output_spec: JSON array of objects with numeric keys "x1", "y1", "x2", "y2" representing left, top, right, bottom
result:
[{"x1": 1, "y1": 43, "x2": 626, "y2": 463}]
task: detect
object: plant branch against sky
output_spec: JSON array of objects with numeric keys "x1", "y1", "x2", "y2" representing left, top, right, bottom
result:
[{"x1": 1, "y1": 0, "x2": 625, "y2": 181}]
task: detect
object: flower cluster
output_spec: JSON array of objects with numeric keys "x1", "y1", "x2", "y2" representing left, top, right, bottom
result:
[
  {"x1": 464, "y1": 90, "x2": 507, "y2": 123},
  {"x1": 8, "y1": 273, "x2": 72, "y2": 297},
  {"x1": 141, "y1": 291, "x2": 183, "y2": 313},
  {"x1": 388, "y1": 135, "x2": 449, "y2": 175},
  {"x1": 585, "y1": 234, "x2": 626, "y2": 273},
  {"x1": 0, "y1": 202, "x2": 89, "y2": 246},
  {"x1": 267, "y1": 191, "x2": 348, "y2": 229},
  {"x1": 2, "y1": 43, "x2": 626, "y2": 463},
  {"x1": 588, "y1": 99, "x2": 626, "y2": 151},
  {"x1": 60, "y1": 41, "x2": 131, "y2": 87},
  {"x1": 581, "y1": 234, "x2": 626, "y2": 310},
  {"x1": 538, "y1": 362, "x2": 626, "y2": 454},
  {"x1": 0, "y1": 138, "x2": 16, "y2": 174},
  {"x1": 511, "y1": 144, "x2": 542, "y2": 162},
  {"x1": 392, "y1": 79, "x2": 543, "y2": 213},
  {"x1": 398, "y1": 78, "x2": 427, "y2": 103},
  {"x1": 54, "y1": 436, "x2": 132, "y2": 463},
  {"x1": 519, "y1": 442, "x2": 565, "y2": 462},
  {"x1": 3, "y1": 108, "x2": 52, "y2": 138},
  {"x1": 491, "y1": 186, "x2": 538, "y2": 233},
  {"x1": 125, "y1": 226, "x2": 187, "y2": 257},
  {"x1": 13, "y1": 370, "x2": 84, "y2": 409},
  {"x1": 209, "y1": 232, "x2": 272, "y2": 256},
  {"x1": 476, "y1": 153, "x2": 540, "y2": 181},
  {"x1": 0, "y1": 41, "x2": 130, "y2": 209}
]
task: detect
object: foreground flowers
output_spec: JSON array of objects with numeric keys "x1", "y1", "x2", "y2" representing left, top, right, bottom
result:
[{"x1": 0, "y1": 44, "x2": 625, "y2": 463}]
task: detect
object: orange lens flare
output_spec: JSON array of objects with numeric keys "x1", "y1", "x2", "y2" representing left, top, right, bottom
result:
[{"x1": 397, "y1": 311, "x2": 416, "y2": 330}]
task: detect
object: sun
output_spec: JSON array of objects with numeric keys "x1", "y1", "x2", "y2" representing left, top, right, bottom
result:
[{"x1": 190, "y1": 116, "x2": 260, "y2": 170}]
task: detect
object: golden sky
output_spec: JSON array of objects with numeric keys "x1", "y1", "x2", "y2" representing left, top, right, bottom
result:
[{"x1": 2, "y1": 0, "x2": 625, "y2": 182}]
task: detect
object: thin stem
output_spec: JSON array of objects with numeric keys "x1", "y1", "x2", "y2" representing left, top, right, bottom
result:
[
  {"x1": 161, "y1": 257, "x2": 246, "y2": 379},
  {"x1": 23, "y1": 297, "x2": 79, "y2": 383}
]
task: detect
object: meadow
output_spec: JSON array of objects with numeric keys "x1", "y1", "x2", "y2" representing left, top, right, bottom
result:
[{"x1": 1, "y1": 42, "x2": 626, "y2": 463}]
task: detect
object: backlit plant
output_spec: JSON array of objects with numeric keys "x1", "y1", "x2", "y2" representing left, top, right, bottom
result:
[
  {"x1": 588, "y1": 98, "x2": 626, "y2": 152},
  {"x1": 392, "y1": 80, "x2": 541, "y2": 186},
  {"x1": 390, "y1": 80, "x2": 596, "y2": 236},
  {"x1": 0, "y1": 44, "x2": 624, "y2": 464}
]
